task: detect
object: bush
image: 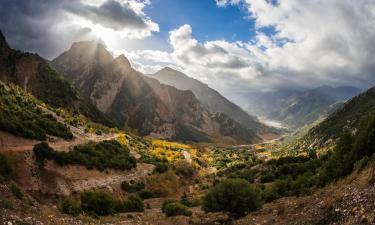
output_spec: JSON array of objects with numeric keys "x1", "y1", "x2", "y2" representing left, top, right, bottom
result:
[
  {"x1": 117, "y1": 195, "x2": 144, "y2": 212},
  {"x1": 11, "y1": 183, "x2": 23, "y2": 199},
  {"x1": 174, "y1": 160, "x2": 196, "y2": 178},
  {"x1": 33, "y1": 140, "x2": 136, "y2": 171},
  {"x1": 180, "y1": 193, "x2": 200, "y2": 207},
  {"x1": 0, "y1": 154, "x2": 12, "y2": 180},
  {"x1": 59, "y1": 198, "x2": 81, "y2": 217},
  {"x1": 121, "y1": 180, "x2": 145, "y2": 193},
  {"x1": 162, "y1": 200, "x2": 192, "y2": 217},
  {"x1": 138, "y1": 190, "x2": 155, "y2": 199},
  {"x1": 203, "y1": 178, "x2": 262, "y2": 217},
  {"x1": 33, "y1": 142, "x2": 55, "y2": 167},
  {"x1": 81, "y1": 191, "x2": 118, "y2": 216},
  {"x1": 81, "y1": 191, "x2": 144, "y2": 216},
  {"x1": 154, "y1": 163, "x2": 169, "y2": 173}
]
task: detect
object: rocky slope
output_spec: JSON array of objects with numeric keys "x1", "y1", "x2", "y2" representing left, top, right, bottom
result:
[
  {"x1": 234, "y1": 161, "x2": 375, "y2": 225},
  {"x1": 52, "y1": 41, "x2": 263, "y2": 143},
  {"x1": 0, "y1": 31, "x2": 111, "y2": 126},
  {"x1": 150, "y1": 67, "x2": 267, "y2": 133}
]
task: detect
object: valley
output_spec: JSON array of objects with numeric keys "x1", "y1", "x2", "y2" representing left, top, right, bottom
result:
[{"x1": 1, "y1": 14, "x2": 375, "y2": 225}]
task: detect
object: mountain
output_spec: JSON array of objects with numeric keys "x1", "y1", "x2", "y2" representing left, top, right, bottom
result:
[
  {"x1": 0, "y1": 31, "x2": 111, "y2": 126},
  {"x1": 52, "y1": 42, "x2": 263, "y2": 143},
  {"x1": 307, "y1": 85, "x2": 375, "y2": 145},
  {"x1": 245, "y1": 86, "x2": 362, "y2": 130},
  {"x1": 149, "y1": 67, "x2": 267, "y2": 133}
]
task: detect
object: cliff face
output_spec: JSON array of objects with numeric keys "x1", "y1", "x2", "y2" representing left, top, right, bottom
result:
[{"x1": 53, "y1": 41, "x2": 261, "y2": 143}]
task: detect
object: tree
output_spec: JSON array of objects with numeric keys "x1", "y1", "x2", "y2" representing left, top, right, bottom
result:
[{"x1": 203, "y1": 178, "x2": 262, "y2": 217}]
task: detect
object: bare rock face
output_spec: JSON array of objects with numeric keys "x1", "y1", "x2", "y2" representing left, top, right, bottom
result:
[{"x1": 53, "y1": 41, "x2": 261, "y2": 143}]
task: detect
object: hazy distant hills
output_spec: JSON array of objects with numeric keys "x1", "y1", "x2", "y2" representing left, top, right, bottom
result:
[
  {"x1": 150, "y1": 67, "x2": 269, "y2": 134},
  {"x1": 0, "y1": 31, "x2": 111, "y2": 126},
  {"x1": 52, "y1": 42, "x2": 266, "y2": 143},
  {"x1": 245, "y1": 86, "x2": 362, "y2": 130}
]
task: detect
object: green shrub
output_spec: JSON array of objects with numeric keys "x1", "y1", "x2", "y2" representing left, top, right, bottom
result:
[
  {"x1": 117, "y1": 195, "x2": 144, "y2": 212},
  {"x1": 81, "y1": 191, "x2": 144, "y2": 216},
  {"x1": 0, "y1": 154, "x2": 12, "y2": 180},
  {"x1": 11, "y1": 183, "x2": 23, "y2": 199},
  {"x1": 180, "y1": 193, "x2": 199, "y2": 207},
  {"x1": 33, "y1": 142, "x2": 55, "y2": 167},
  {"x1": 121, "y1": 180, "x2": 145, "y2": 193},
  {"x1": 174, "y1": 160, "x2": 196, "y2": 178},
  {"x1": 138, "y1": 190, "x2": 155, "y2": 199},
  {"x1": 162, "y1": 200, "x2": 192, "y2": 217},
  {"x1": 154, "y1": 163, "x2": 169, "y2": 173},
  {"x1": 59, "y1": 198, "x2": 81, "y2": 217},
  {"x1": 203, "y1": 178, "x2": 262, "y2": 217},
  {"x1": 33, "y1": 140, "x2": 136, "y2": 171},
  {"x1": 81, "y1": 191, "x2": 117, "y2": 216}
]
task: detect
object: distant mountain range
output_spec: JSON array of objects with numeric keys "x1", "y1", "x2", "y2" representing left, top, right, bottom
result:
[
  {"x1": 245, "y1": 86, "x2": 362, "y2": 130},
  {"x1": 52, "y1": 41, "x2": 272, "y2": 143}
]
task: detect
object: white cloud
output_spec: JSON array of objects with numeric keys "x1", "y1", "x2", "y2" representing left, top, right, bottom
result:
[
  {"x1": 130, "y1": 0, "x2": 375, "y2": 97},
  {"x1": 215, "y1": 0, "x2": 242, "y2": 7}
]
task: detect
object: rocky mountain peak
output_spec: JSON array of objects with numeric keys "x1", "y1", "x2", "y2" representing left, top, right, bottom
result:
[
  {"x1": 114, "y1": 54, "x2": 131, "y2": 69},
  {"x1": 60, "y1": 41, "x2": 114, "y2": 65},
  {"x1": 157, "y1": 67, "x2": 185, "y2": 77}
]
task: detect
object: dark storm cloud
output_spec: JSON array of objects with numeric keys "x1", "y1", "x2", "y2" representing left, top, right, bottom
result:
[
  {"x1": 0, "y1": 0, "x2": 66, "y2": 58},
  {"x1": 64, "y1": 0, "x2": 148, "y2": 30},
  {"x1": 0, "y1": 0, "x2": 155, "y2": 59}
]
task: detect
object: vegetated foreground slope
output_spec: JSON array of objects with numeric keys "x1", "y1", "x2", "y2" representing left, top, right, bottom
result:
[
  {"x1": 0, "y1": 81, "x2": 72, "y2": 140},
  {"x1": 52, "y1": 41, "x2": 265, "y2": 144},
  {"x1": 0, "y1": 31, "x2": 112, "y2": 127},
  {"x1": 246, "y1": 86, "x2": 361, "y2": 130},
  {"x1": 150, "y1": 67, "x2": 269, "y2": 134}
]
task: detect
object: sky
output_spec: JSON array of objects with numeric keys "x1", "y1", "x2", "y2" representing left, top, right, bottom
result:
[{"x1": 1, "y1": 0, "x2": 375, "y2": 106}]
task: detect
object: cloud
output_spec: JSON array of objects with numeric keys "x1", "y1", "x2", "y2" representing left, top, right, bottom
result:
[
  {"x1": 131, "y1": 0, "x2": 375, "y2": 100},
  {"x1": 169, "y1": 24, "x2": 253, "y2": 70},
  {"x1": 0, "y1": 0, "x2": 158, "y2": 59},
  {"x1": 215, "y1": 0, "x2": 242, "y2": 7},
  {"x1": 64, "y1": 0, "x2": 149, "y2": 30}
]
